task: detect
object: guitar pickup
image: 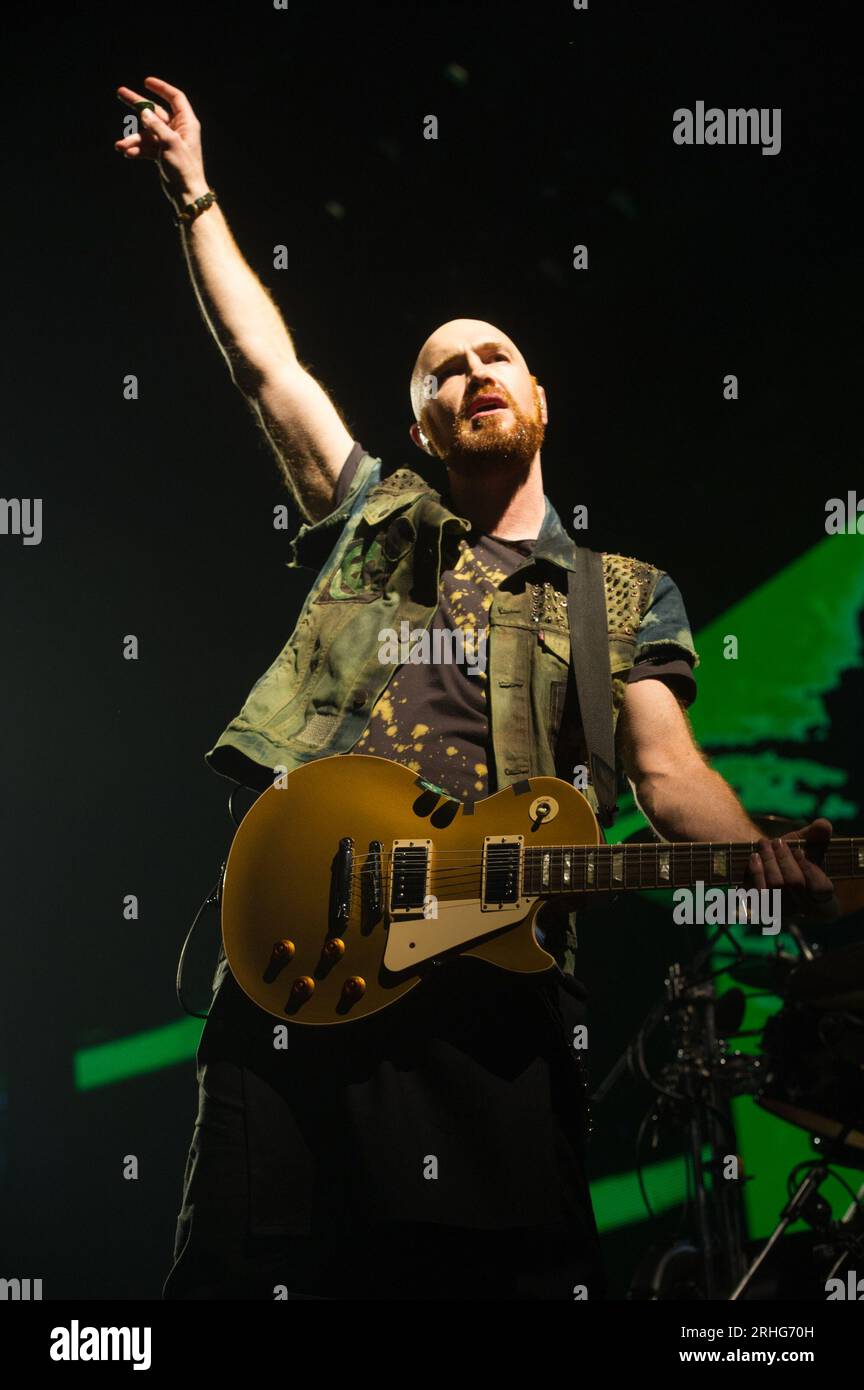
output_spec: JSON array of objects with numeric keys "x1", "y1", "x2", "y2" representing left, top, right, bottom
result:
[
  {"x1": 389, "y1": 839, "x2": 431, "y2": 915},
  {"x1": 482, "y1": 835, "x2": 523, "y2": 910}
]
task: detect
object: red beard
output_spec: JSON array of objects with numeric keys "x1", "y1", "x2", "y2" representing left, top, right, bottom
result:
[{"x1": 425, "y1": 380, "x2": 546, "y2": 476}]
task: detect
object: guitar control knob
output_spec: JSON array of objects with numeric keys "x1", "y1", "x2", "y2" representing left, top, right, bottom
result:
[
  {"x1": 342, "y1": 976, "x2": 366, "y2": 1000},
  {"x1": 263, "y1": 939, "x2": 297, "y2": 984},
  {"x1": 322, "y1": 937, "x2": 346, "y2": 960},
  {"x1": 289, "y1": 976, "x2": 315, "y2": 1001}
]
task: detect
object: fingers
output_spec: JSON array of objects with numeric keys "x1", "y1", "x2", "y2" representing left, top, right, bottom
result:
[
  {"x1": 750, "y1": 833, "x2": 836, "y2": 925},
  {"x1": 802, "y1": 817, "x2": 832, "y2": 861},
  {"x1": 781, "y1": 817, "x2": 832, "y2": 854},
  {"x1": 755, "y1": 837, "x2": 806, "y2": 891},
  {"x1": 805, "y1": 816, "x2": 833, "y2": 840},
  {"x1": 748, "y1": 851, "x2": 766, "y2": 890},
  {"x1": 792, "y1": 844, "x2": 838, "y2": 920},
  {"x1": 137, "y1": 106, "x2": 177, "y2": 146},
  {"x1": 115, "y1": 85, "x2": 174, "y2": 164},
  {"x1": 115, "y1": 85, "x2": 172, "y2": 124},
  {"x1": 113, "y1": 108, "x2": 174, "y2": 164},
  {"x1": 143, "y1": 75, "x2": 199, "y2": 125},
  {"x1": 752, "y1": 837, "x2": 806, "y2": 914},
  {"x1": 773, "y1": 836, "x2": 807, "y2": 890},
  {"x1": 114, "y1": 134, "x2": 143, "y2": 157},
  {"x1": 792, "y1": 846, "x2": 834, "y2": 899}
]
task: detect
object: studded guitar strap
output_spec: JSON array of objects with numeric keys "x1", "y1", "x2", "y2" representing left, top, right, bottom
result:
[{"x1": 566, "y1": 547, "x2": 618, "y2": 829}]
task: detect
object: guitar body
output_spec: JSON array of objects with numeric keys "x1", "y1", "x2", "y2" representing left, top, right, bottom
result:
[{"x1": 221, "y1": 753, "x2": 601, "y2": 1025}]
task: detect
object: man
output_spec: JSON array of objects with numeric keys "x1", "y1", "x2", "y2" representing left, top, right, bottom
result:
[{"x1": 116, "y1": 77, "x2": 837, "y2": 1301}]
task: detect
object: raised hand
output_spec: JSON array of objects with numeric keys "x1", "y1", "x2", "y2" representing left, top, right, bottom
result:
[{"x1": 114, "y1": 76, "x2": 209, "y2": 209}]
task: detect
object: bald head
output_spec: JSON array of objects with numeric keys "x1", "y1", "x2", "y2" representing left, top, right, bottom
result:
[{"x1": 410, "y1": 318, "x2": 528, "y2": 421}]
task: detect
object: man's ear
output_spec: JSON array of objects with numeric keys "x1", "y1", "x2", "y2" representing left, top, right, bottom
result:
[
  {"x1": 537, "y1": 384, "x2": 548, "y2": 426},
  {"x1": 409, "y1": 421, "x2": 432, "y2": 454}
]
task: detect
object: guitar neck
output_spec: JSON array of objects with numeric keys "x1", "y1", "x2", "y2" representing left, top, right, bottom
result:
[{"x1": 521, "y1": 837, "x2": 864, "y2": 895}]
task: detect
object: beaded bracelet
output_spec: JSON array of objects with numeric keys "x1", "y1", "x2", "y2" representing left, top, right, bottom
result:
[{"x1": 173, "y1": 189, "x2": 218, "y2": 229}]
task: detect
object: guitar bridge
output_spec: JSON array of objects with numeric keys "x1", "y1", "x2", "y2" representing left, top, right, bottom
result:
[{"x1": 329, "y1": 836, "x2": 354, "y2": 934}]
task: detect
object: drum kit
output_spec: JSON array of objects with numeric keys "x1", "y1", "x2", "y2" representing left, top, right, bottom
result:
[{"x1": 596, "y1": 816, "x2": 864, "y2": 1301}]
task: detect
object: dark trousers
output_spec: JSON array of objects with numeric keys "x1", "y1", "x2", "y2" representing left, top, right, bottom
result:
[{"x1": 163, "y1": 961, "x2": 607, "y2": 1301}]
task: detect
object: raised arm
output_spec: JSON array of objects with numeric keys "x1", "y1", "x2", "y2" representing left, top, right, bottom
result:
[{"x1": 115, "y1": 75, "x2": 353, "y2": 522}]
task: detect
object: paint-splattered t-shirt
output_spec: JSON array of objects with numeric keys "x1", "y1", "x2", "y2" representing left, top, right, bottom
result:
[{"x1": 351, "y1": 529, "x2": 532, "y2": 800}]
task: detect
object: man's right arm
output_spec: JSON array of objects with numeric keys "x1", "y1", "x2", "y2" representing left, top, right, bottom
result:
[{"x1": 115, "y1": 76, "x2": 353, "y2": 523}]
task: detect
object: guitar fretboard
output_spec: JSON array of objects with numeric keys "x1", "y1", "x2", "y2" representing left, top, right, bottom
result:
[{"x1": 521, "y1": 838, "x2": 864, "y2": 895}]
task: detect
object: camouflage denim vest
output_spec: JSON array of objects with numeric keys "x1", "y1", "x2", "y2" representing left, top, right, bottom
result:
[{"x1": 207, "y1": 452, "x2": 688, "y2": 977}]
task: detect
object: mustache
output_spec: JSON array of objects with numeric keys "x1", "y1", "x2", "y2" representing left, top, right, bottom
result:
[{"x1": 461, "y1": 395, "x2": 521, "y2": 421}]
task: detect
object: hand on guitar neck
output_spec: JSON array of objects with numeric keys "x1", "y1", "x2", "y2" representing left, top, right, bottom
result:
[
  {"x1": 549, "y1": 820, "x2": 839, "y2": 921},
  {"x1": 745, "y1": 817, "x2": 839, "y2": 923}
]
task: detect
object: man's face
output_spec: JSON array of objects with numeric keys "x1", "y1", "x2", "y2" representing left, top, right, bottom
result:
[{"x1": 410, "y1": 319, "x2": 547, "y2": 476}]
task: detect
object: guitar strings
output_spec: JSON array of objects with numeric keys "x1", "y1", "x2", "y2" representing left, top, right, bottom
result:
[
  {"x1": 331, "y1": 839, "x2": 800, "y2": 861},
  {"x1": 332, "y1": 836, "x2": 847, "y2": 865}
]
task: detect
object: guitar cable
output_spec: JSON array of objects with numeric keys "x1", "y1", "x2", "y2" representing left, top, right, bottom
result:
[
  {"x1": 174, "y1": 866, "x2": 224, "y2": 1020},
  {"x1": 175, "y1": 782, "x2": 254, "y2": 1019}
]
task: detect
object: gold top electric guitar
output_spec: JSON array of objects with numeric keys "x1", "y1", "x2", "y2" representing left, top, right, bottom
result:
[{"x1": 220, "y1": 753, "x2": 864, "y2": 1025}]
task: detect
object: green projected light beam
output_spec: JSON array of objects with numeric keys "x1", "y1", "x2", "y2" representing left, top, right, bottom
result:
[
  {"x1": 692, "y1": 534, "x2": 864, "y2": 753},
  {"x1": 75, "y1": 1017, "x2": 205, "y2": 1090},
  {"x1": 591, "y1": 1147, "x2": 710, "y2": 1232}
]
